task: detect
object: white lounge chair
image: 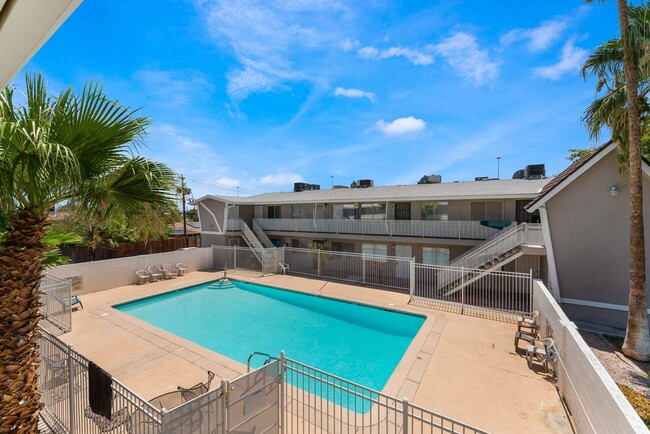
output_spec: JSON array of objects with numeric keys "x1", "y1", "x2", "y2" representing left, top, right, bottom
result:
[
  {"x1": 162, "y1": 263, "x2": 178, "y2": 279},
  {"x1": 136, "y1": 270, "x2": 150, "y2": 285},
  {"x1": 148, "y1": 265, "x2": 163, "y2": 282},
  {"x1": 279, "y1": 262, "x2": 290, "y2": 275},
  {"x1": 176, "y1": 263, "x2": 188, "y2": 276}
]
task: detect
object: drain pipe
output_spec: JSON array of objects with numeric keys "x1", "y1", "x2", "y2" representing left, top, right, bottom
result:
[{"x1": 223, "y1": 203, "x2": 236, "y2": 232}]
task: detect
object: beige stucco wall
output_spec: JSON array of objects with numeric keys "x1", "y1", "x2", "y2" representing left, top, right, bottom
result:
[
  {"x1": 544, "y1": 150, "x2": 650, "y2": 329},
  {"x1": 198, "y1": 198, "x2": 226, "y2": 233}
]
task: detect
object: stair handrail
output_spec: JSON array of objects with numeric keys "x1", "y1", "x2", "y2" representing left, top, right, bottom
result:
[
  {"x1": 253, "y1": 219, "x2": 275, "y2": 248},
  {"x1": 455, "y1": 226, "x2": 522, "y2": 270},
  {"x1": 450, "y1": 222, "x2": 520, "y2": 266},
  {"x1": 241, "y1": 219, "x2": 265, "y2": 251}
]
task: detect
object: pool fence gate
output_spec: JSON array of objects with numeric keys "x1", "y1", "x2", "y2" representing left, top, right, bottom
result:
[
  {"x1": 212, "y1": 245, "x2": 533, "y2": 322},
  {"x1": 38, "y1": 330, "x2": 488, "y2": 434}
]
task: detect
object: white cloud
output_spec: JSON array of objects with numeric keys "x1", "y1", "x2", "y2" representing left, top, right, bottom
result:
[
  {"x1": 333, "y1": 87, "x2": 375, "y2": 102},
  {"x1": 375, "y1": 116, "x2": 426, "y2": 136},
  {"x1": 198, "y1": 0, "x2": 349, "y2": 100},
  {"x1": 213, "y1": 177, "x2": 240, "y2": 188},
  {"x1": 256, "y1": 172, "x2": 304, "y2": 186},
  {"x1": 133, "y1": 69, "x2": 212, "y2": 107},
  {"x1": 340, "y1": 38, "x2": 359, "y2": 52},
  {"x1": 428, "y1": 32, "x2": 499, "y2": 85},
  {"x1": 533, "y1": 38, "x2": 587, "y2": 80},
  {"x1": 501, "y1": 17, "x2": 568, "y2": 52},
  {"x1": 357, "y1": 45, "x2": 433, "y2": 66}
]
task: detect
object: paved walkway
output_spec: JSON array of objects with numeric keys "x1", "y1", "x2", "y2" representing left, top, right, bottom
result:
[{"x1": 59, "y1": 270, "x2": 571, "y2": 433}]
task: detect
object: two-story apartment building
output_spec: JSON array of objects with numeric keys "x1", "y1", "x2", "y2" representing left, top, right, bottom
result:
[{"x1": 194, "y1": 176, "x2": 552, "y2": 277}]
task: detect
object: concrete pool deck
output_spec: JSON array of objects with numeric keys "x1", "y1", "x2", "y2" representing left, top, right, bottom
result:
[{"x1": 58, "y1": 270, "x2": 572, "y2": 434}]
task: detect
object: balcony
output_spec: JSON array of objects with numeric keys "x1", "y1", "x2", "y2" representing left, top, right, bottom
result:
[{"x1": 254, "y1": 218, "x2": 512, "y2": 240}]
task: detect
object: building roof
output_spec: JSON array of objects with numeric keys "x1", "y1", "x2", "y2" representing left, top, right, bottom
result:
[
  {"x1": 194, "y1": 177, "x2": 554, "y2": 206},
  {"x1": 170, "y1": 221, "x2": 201, "y2": 236},
  {"x1": 526, "y1": 141, "x2": 615, "y2": 211}
]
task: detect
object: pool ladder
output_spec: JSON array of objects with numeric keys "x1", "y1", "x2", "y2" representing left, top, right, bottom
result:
[{"x1": 247, "y1": 351, "x2": 277, "y2": 372}]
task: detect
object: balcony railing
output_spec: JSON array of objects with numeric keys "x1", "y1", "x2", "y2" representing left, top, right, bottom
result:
[{"x1": 254, "y1": 218, "x2": 512, "y2": 240}]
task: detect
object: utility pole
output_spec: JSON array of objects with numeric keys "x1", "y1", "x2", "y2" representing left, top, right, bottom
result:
[
  {"x1": 496, "y1": 156, "x2": 502, "y2": 179},
  {"x1": 181, "y1": 175, "x2": 187, "y2": 237},
  {"x1": 331, "y1": 175, "x2": 334, "y2": 188}
]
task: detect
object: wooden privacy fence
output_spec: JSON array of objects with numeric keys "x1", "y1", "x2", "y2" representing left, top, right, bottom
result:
[{"x1": 61, "y1": 237, "x2": 200, "y2": 263}]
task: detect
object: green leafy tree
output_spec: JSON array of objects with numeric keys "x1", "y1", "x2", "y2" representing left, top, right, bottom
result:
[
  {"x1": 583, "y1": 1, "x2": 650, "y2": 361},
  {"x1": 0, "y1": 73, "x2": 176, "y2": 432}
]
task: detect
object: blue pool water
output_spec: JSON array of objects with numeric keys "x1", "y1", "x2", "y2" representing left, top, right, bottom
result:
[{"x1": 116, "y1": 280, "x2": 424, "y2": 404}]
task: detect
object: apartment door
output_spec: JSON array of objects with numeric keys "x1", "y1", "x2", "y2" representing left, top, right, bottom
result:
[
  {"x1": 395, "y1": 245, "x2": 412, "y2": 279},
  {"x1": 395, "y1": 203, "x2": 411, "y2": 220}
]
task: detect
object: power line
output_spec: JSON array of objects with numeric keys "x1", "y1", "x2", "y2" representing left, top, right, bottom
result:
[{"x1": 182, "y1": 174, "x2": 261, "y2": 195}]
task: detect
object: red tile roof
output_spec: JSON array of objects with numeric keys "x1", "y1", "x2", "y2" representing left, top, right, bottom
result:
[{"x1": 526, "y1": 141, "x2": 613, "y2": 210}]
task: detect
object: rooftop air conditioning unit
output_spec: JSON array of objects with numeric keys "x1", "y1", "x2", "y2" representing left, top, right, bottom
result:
[
  {"x1": 418, "y1": 174, "x2": 442, "y2": 184},
  {"x1": 475, "y1": 176, "x2": 489, "y2": 181},
  {"x1": 357, "y1": 179, "x2": 373, "y2": 188},
  {"x1": 294, "y1": 182, "x2": 307, "y2": 192},
  {"x1": 524, "y1": 164, "x2": 545, "y2": 179},
  {"x1": 308, "y1": 184, "x2": 320, "y2": 190}
]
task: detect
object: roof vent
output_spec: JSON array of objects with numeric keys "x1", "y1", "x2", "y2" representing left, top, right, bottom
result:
[
  {"x1": 418, "y1": 174, "x2": 442, "y2": 184},
  {"x1": 294, "y1": 182, "x2": 321, "y2": 192},
  {"x1": 351, "y1": 179, "x2": 374, "y2": 188},
  {"x1": 332, "y1": 184, "x2": 348, "y2": 189},
  {"x1": 512, "y1": 169, "x2": 525, "y2": 179}
]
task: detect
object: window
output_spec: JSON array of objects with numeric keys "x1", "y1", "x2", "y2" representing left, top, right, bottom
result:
[
  {"x1": 267, "y1": 206, "x2": 281, "y2": 219},
  {"x1": 422, "y1": 247, "x2": 449, "y2": 265},
  {"x1": 360, "y1": 203, "x2": 386, "y2": 220},
  {"x1": 292, "y1": 205, "x2": 307, "y2": 219},
  {"x1": 421, "y1": 202, "x2": 448, "y2": 220},
  {"x1": 362, "y1": 243, "x2": 388, "y2": 262},
  {"x1": 333, "y1": 203, "x2": 357, "y2": 219},
  {"x1": 470, "y1": 201, "x2": 503, "y2": 221},
  {"x1": 331, "y1": 242, "x2": 355, "y2": 252}
]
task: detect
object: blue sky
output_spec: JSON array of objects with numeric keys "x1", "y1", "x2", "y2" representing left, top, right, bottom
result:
[{"x1": 19, "y1": 0, "x2": 620, "y2": 198}]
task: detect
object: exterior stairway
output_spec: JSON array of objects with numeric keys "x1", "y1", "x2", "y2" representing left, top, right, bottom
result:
[
  {"x1": 240, "y1": 219, "x2": 276, "y2": 273},
  {"x1": 253, "y1": 219, "x2": 276, "y2": 248},
  {"x1": 438, "y1": 222, "x2": 543, "y2": 296}
]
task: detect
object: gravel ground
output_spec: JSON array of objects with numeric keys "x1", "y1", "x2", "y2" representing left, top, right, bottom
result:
[{"x1": 580, "y1": 331, "x2": 650, "y2": 399}]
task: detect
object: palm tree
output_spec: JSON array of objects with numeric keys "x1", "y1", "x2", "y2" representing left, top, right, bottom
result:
[
  {"x1": 0, "y1": 73, "x2": 177, "y2": 432},
  {"x1": 583, "y1": 1, "x2": 650, "y2": 361}
]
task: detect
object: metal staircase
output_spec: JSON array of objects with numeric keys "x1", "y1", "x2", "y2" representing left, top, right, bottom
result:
[
  {"x1": 240, "y1": 220, "x2": 276, "y2": 274},
  {"x1": 253, "y1": 219, "x2": 275, "y2": 248},
  {"x1": 438, "y1": 223, "x2": 543, "y2": 296}
]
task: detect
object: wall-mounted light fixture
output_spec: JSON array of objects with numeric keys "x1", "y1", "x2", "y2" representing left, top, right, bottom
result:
[{"x1": 610, "y1": 185, "x2": 619, "y2": 197}]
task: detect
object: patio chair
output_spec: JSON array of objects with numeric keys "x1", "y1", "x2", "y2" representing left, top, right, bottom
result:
[
  {"x1": 162, "y1": 263, "x2": 178, "y2": 279},
  {"x1": 279, "y1": 262, "x2": 290, "y2": 275},
  {"x1": 514, "y1": 328, "x2": 538, "y2": 350},
  {"x1": 526, "y1": 337, "x2": 558, "y2": 378},
  {"x1": 135, "y1": 270, "x2": 151, "y2": 285},
  {"x1": 176, "y1": 262, "x2": 188, "y2": 276},
  {"x1": 517, "y1": 310, "x2": 540, "y2": 334},
  {"x1": 178, "y1": 370, "x2": 215, "y2": 401},
  {"x1": 148, "y1": 389, "x2": 185, "y2": 411},
  {"x1": 84, "y1": 406, "x2": 130, "y2": 433},
  {"x1": 64, "y1": 295, "x2": 83, "y2": 311},
  {"x1": 148, "y1": 265, "x2": 163, "y2": 282}
]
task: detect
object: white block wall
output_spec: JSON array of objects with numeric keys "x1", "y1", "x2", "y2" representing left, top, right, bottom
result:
[
  {"x1": 533, "y1": 280, "x2": 648, "y2": 434},
  {"x1": 49, "y1": 248, "x2": 214, "y2": 294}
]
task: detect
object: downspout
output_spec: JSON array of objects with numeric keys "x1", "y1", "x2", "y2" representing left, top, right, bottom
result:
[
  {"x1": 385, "y1": 201, "x2": 390, "y2": 236},
  {"x1": 313, "y1": 203, "x2": 318, "y2": 232}
]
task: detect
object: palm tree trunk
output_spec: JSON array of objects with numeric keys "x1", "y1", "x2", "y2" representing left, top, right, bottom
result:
[
  {"x1": 0, "y1": 210, "x2": 48, "y2": 433},
  {"x1": 618, "y1": 0, "x2": 650, "y2": 361}
]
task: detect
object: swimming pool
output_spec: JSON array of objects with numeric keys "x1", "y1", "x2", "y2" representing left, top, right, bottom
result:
[{"x1": 115, "y1": 280, "x2": 424, "y2": 394}]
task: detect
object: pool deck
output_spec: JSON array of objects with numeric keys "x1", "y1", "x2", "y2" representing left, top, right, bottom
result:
[{"x1": 59, "y1": 270, "x2": 572, "y2": 434}]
